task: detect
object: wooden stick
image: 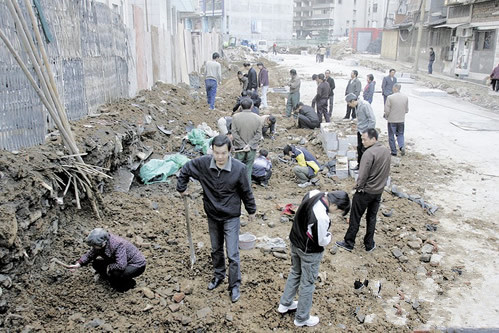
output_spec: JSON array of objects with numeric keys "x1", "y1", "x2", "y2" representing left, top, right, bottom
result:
[
  {"x1": 60, "y1": 153, "x2": 88, "y2": 159},
  {"x1": 73, "y1": 177, "x2": 81, "y2": 210},
  {"x1": 63, "y1": 175, "x2": 72, "y2": 196}
]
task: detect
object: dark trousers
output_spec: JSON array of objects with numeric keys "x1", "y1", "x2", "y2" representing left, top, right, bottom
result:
[
  {"x1": 205, "y1": 79, "x2": 217, "y2": 109},
  {"x1": 428, "y1": 61, "x2": 434, "y2": 74},
  {"x1": 252, "y1": 170, "x2": 272, "y2": 185},
  {"x1": 208, "y1": 217, "x2": 241, "y2": 289},
  {"x1": 344, "y1": 191, "x2": 382, "y2": 249},
  {"x1": 345, "y1": 105, "x2": 356, "y2": 119},
  {"x1": 383, "y1": 95, "x2": 387, "y2": 104},
  {"x1": 388, "y1": 122, "x2": 405, "y2": 155},
  {"x1": 328, "y1": 95, "x2": 334, "y2": 117},
  {"x1": 492, "y1": 79, "x2": 499, "y2": 92},
  {"x1": 316, "y1": 99, "x2": 330, "y2": 123},
  {"x1": 357, "y1": 131, "x2": 366, "y2": 164},
  {"x1": 298, "y1": 115, "x2": 319, "y2": 129},
  {"x1": 93, "y1": 259, "x2": 145, "y2": 290}
]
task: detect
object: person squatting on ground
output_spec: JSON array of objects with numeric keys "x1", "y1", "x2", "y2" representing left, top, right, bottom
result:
[
  {"x1": 237, "y1": 71, "x2": 248, "y2": 93},
  {"x1": 325, "y1": 70, "x2": 335, "y2": 117},
  {"x1": 344, "y1": 70, "x2": 361, "y2": 119},
  {"x1": 232, "y1": 91, "x2": 251, "y2": 113},
  {"x1": 286, "y1": 69, "x2": 301, "y2": 117},
  {"x1": 283, "y1": 145, "x2": 321, "y2": 188},
  {"x1": 384, "y1": 83, "x2": 409, "y2": 156},
  {"x1": 244, "y1": 62, "x2": 258, "y2": 93},
  {"x1": 312, "y1": 74, "x2": 330, "y2": 123},
  {"x1": 345, "y1": 93, "x2": 376, "y2": 168},
  {"x1": 257, "y1": 62, "x2": 269, "y2": 108},
  {"x1": 204, "y1": 52, "x2": 222, "y2": 110},
  {"x1": 490, "y1": 63, "x2": 499, "y2": 92},
  {"x1": 336, "y1": 129, "x2": 390, "y2": 252},
  {"x1": 363, "y1": 74, "x2": 375, "y2": 104},
  {"x1": 294, "y1": 102, "x2": 320, "y2": 129},
  {"x1": 176, "y1": 135, "x2": 256, "y2": 303},
  {"x1": 260, "y1": 114, "x2": 277, "y2": 139},
  {"x1": 381, "y1": 69, "x2": 397, "y2": 104},
  {"x1": 68, "y1": 228, "x2": 146, "y2": 292},
  {"x1": 251, "y1": 149, "x2": 272, "y2": 187},
  {"x1": 278, "y1": 190, "x2": 350, "y2": 327},
  {"x1": 232, "y1": 98, "x2": 263, "y2": 182}
]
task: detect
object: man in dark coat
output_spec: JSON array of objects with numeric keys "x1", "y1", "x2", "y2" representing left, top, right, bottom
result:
[{"x1": 244, "y1": 62, "x2": 258, "y2": 92}]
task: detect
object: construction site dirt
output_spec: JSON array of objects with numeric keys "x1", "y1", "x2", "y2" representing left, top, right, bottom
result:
[{"x1": 0, "y1": 53, "x2": 493, "y2": 332}]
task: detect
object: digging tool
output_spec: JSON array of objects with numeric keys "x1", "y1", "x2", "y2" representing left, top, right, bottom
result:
[
  {"x1": 183, "y1": 196, "x2": 196, "y2": 269},
  {"x1": 51, "y1": 258, "x2": 72, "y2": 269}
]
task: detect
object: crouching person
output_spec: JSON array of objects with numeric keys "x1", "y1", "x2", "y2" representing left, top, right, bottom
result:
[
  {"x1": 251, "y1": 149, "x2": 272, "y2": 187},
  {"x1": 278, "y1": 190, "x2": 350, "y2": 327},
  {"x1": 68, "y1": 228, "x2": 146, "y2": 292},
  {"x1": 283, "y1": 145, "x2": 321, "y2": 188}
]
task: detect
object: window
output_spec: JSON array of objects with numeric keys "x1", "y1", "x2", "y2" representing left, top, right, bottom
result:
[
  {"x1": 338, "y1": 0, "x2": 342, "y2": 4},
  {"x1": 474, "y1": 30, "x2": 495, "y2": 51},
  {"x1": 373, "y1": 3, "x2": 378, "y2": 13}
]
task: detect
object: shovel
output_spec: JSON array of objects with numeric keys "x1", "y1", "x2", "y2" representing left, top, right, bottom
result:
[{"x1": 183, "y1": 196, "x2": 196, "y2": 269}]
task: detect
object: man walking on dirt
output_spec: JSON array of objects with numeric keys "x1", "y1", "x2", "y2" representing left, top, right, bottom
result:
[
  {"x1": 257, "y1": 62, "x2": 269, "y2": 108},
  {"x1": 204, "y1": 52, "x2": 222, "y2": 110},
  {"x1": 286, "y1": 69, "x2": 301, "y2": 117},
  {"x1": 345, "y1": 93, "x2": 376, "y2": 168},
  {"x1": 336, "y1": 129, "x2": 390, "y2": 252},
  {"x1": 384, "y1": 84, "x2": 409, "y2": 156},
  {"x1": 177, "y1": 135, "x2": 256, "y2": 303},
  {"x1": 381, "y1": 69, "x2": 397, "y2": 104},
  {"x1": 232, "y1": 98, "x2": 263, "y2": 182},
  {"x1": 325, "y1": 70, "x2": 335, "y2": 118},
  {"x1": 312, "y1": 74, "x2": 330, "y2": 123},
  {"x1": 344, "y1": 70, "x2": 361, "y2": 119},
  {"x1": 244, "y1": 62, "x2": 258, "y2": 92}
]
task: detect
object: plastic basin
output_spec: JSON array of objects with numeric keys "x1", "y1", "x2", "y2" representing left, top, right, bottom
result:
[{"x1": 239, "y1": 233, "x2": 256, "y2": 250}]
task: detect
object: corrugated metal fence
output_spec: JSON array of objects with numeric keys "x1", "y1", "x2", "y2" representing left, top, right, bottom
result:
[{"x1": 0, "y1": 0, "x2": 129, "y2": 151}]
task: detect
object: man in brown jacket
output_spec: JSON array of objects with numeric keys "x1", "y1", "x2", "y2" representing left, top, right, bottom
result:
[
  {"x1": 384, "y1": 84, "x2": 409, "y2": 156},
  {"x1": 232, "y1": 98, "x2": 263, "y2": 182},
  {"x1": 336, "y1": 129, "x2": 390, "y2": 252}
]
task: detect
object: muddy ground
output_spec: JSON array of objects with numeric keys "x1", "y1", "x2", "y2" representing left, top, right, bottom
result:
[{"x1": 0, "y1": 52, "x2": 466, "y2": 332}]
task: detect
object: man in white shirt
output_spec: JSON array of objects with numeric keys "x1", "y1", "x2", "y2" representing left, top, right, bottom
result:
[{"x1": 204, "y1": 52, "x2": 222, "y2": 110}]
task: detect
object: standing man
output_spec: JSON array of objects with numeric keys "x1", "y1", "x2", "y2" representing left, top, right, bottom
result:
[
  {"x1": 286, "y1": 69, "x2": 301, "y2": 118},
  {"x1": 363, "y1": 74, "x2": 376, "y2": 104},
  {"x1": 384, "y1": 84, "x2": 409, "y2": 156},
  {"x1": 345, "y1": 93, "x2": 376, "y2": 168},
  {"x1": 278, "y1": 190, "x2": 350, "y2": 327},
  {"x1": 344, "y1": 70, "x2": 361, "y2": 119},
  {"x1": 381, "y1": 69, "x2": 397, "y2": 104},
  {"x1": 244, "y1": 62, "x2": 258, "y2": 92},
  {"x1": 273, "y1": 42, "x2": 277, "y2": 55},
  {"x1": 176, "y1": 135, "x2": 256, "y2": 303},
  {"x1": 491, "y1": 63, "x2": 499, "y2": 92},
  {"x1": 204, "y1": 52, "x2": 222, "y2": 110},
  {"x1": 428, "y1": 48, "x2": 435, "y2": 74},
  {"x1": 257, "y1": 62, "x2": 269, "y2": 109},
  {"x1": 294, "y1": 102, "x2": 320, "y2": 129},
  {"x1": 312, "y1": 74, "x2": 330, "y2": 123},
  {"x1": 336, "y1": 129, "x2": 390, "y2": 252},
  {"x1": 325, "y1": 70, "x2": 335, "y2": 118},
  {"x1": 232, "y1": 99, "x2": 263, "y2": 182}
]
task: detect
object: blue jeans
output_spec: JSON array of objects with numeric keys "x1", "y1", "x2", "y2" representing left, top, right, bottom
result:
[
  {"x1": 205, "y1": 79, "x2": 217, "y2": 109},
  {"x1": 207, "y1": 217, "x2": 241, "y2": 289},
  {"x1": 280, "y1": 244, "x2": 323, "y2": 322},
  {"x1": 388, "y1": 122, "x2": 405, "y2": 155},
  {"x1": 428, "y1": 61, "x2": 434, "y2": 74}
]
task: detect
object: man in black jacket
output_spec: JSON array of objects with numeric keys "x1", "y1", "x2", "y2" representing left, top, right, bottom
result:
[
  {"x1": 244, "y1": 62, "x2": 258, "y2": 92},
  {"x1": 177, "y1": 135, "x2": 256, "y2": 303},
  {"x1": 278, "y1": 190, "x2": 350, "y2": 327},
  {"x1": 325, "y1": 70, "x2": 335, "y2": 118},
  {"x1": 294, "y1": 102, "x2": 320, "y2": 129},
  {"x1": 312, "y1": 74, "x2": 330, "y2": 123}
]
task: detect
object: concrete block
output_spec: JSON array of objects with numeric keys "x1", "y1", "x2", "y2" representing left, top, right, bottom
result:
[
  {"x1": 412, "y1": 88, "x2": 447, "y2": 97},
  {"x1": 348, "y1": 161, "x2": 359, "y2": 180},
  {"x1": 346, "y1": 135, "x2": 357, "y2": 147},
  {"x1": 395, "y1": 72, "x2": 415, "y2": 84},
  {"x1": 336, "y1": 156, "x2": 349, "y2": 179},
  {"x1": 347, "y1": 150, "x2": 357, "y2": 160},
  {"x1": 338, "y1": 137, "x2": 349, "y2": 155},
  {"x1": 326, "y1": 151, "x2": 338, "y2": 159},
  {"x1": 320, "y1": 123, "x2": 339, "y2": 152}
]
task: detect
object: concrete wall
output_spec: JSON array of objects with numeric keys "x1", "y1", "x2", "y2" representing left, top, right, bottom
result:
[{"x1": 226, "y1": 0, "x2": 293, "y2": 42}]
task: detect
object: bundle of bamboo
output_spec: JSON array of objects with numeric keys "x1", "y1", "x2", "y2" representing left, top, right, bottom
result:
[{"x1": 0, "y1": 0, "x2": 110, "y2": 218}]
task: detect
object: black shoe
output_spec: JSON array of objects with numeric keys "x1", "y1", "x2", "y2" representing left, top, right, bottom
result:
[
  {"x1": 391, "y1": 153, "x2": 397, "y2": 157},
  {"x1": 365, "y1": 242, "x2": 376, "y2": 253},
  {"x1": 343, "y1": 116, "x2": 349, "y2": 119},
  {"x1": 230, "y1": 286, "x2": 241, "y2": 303},
  {"x1": 335, "y1": 241, "x2": 353, "y2": 252},
  {"x1": 400, "y1": 147, "x2": 406, "y2": 156},
  {"x1": 208, "y1": 277, "x2": 224, "y2": 290}
]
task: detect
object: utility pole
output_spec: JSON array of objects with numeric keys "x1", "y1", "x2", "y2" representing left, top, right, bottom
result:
[{"x1": 413, "y1": 0, "x2": 427, "y2": 73}]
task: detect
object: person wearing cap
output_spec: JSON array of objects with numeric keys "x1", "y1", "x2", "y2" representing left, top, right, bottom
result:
[
  {"x1": 257, "y1": 62, "x2": 269, "y2": 108},
  {"x1": 204, "y1": 52, "x2": 222, "y2": 110},
  {"x1": 283, "y1": 145, "x2": 321, "y2": 188},
  {"x1": 345, "y1": 93, "x2": 376, "y2": 167},
  {"x1": 67, "y1": 228, "x2": 146, "y2": 291},
  {"x1": 286, "y1": 69, "x2": 301, "y2": 117},
  {"x1": 251, "y1": 149, "x2": 272, "y2": 187},
  {"x1": 343, "y1": 70, "x2": 362, "y2": 119},
  {"x1": 244, "y1": 62, "x2": 258, "y2": 92},
  {"x1": 293, "y1": 102, "x2": 320, "y2": 129},
  {"x1": 278, "y1": 190, "x2": 350, "y2": 327}
]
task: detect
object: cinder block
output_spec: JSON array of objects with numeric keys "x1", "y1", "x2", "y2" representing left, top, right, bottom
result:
[
  {"x1": 346, "y1": 135, "x2": 357, "y2": 147},
  {"x1": 349, "y1": 161, "x2": 359, "y2": 180},
  {"x1": 347, "y1": 150, "x2": 357, "y2": 160},
  {"x1": 338, "y1": 137, "x2": 349, "y2": 155},
  {"x1": 320, "y1": 123, "x2": 339, "y2": 151},
  {"x1": 336, "y1": 156, "x2": 349, "y2": 179}
]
